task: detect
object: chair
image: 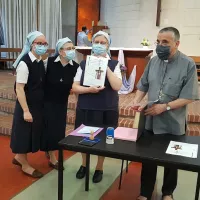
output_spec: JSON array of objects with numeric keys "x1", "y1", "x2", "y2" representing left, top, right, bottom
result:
[
  {"x1": 0, "y1": 48, "x2": 55, "y2": 70},
  {"x1": 0, "y1": 48, "x2": 21, "y2": 69}
]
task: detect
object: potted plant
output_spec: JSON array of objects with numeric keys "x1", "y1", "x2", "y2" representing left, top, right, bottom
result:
[{"x1": 141, "y1": 38, "x2": 150, "y2": 49}]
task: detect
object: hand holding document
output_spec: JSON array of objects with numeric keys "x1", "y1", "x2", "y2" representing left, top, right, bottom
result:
[
  {"x1": 88, "y1": 86, "x2": 105, "y2": 93},
  {"x1": 83, "y1": 55, "x2": 108, "y2": 87},
  {"x1": 166, "y1": 141, "x2": 198, "y2": 158}
]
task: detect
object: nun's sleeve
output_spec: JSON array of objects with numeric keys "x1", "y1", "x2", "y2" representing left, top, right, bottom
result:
[
  {"x1": 73, "y1": 66, "x2": 83, "y2": 82},
  {"x1": 16, "y1": 61, "x2": 29, "y2": 84}
]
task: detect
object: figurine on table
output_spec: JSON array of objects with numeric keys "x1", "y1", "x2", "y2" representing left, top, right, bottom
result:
[{"x1": 90, "y1": 130, "x2": 94, "y2": 140}]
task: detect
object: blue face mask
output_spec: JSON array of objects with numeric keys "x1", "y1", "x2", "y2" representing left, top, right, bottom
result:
[
  {"x1": 92, "y1": 43, "x2": 107, "y2": 56},
  {"x1": 34, "y1": 45, "x2": 48, "y2": 56},
  {"x1": 65, "y1": 50, "x2": 75, "y2": 60}
]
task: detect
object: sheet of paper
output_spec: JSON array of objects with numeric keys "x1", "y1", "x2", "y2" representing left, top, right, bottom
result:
[
  {"x1": 166, "y1": 141, "x2": 198, "y2": 158},
  {"x1": 69, "y1": 124, "x2": 103, "y2": 137},
  {"x1": 83, "y1": 55, "x2": 108, "y2": 87},
  {"x1": 114, "y1": 127, "x2": 138, "y2": 142},
  {"x1": 77, "y1": 126, "x2": 100, "y2": 134}
]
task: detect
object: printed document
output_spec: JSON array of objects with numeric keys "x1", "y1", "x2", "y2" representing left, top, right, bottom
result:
[
  {"x1": 83, "y1": 55, "x2": 108, "y2": 87},
  {"x1": 166, "y1": 141, "x2": 198, "y2": 158}
]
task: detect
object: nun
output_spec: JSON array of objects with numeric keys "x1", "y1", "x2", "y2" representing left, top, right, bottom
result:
[
  {"x1": 40, "y1": 37, "x2": 79, "y2": 169},
  {"x1": 10, "y1": 31, "x2": 48, "y2": 178},
  {"x1": 72, "y1": 31, "x2": 122, "y2": 183}
]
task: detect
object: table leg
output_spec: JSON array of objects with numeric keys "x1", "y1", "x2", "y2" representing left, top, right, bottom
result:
[
  {"x1": 58, "y1": 147, "x2": 64, "y2": 200},
  {"x1": 195, "y1": 172, "x2": 200, "y2": 200},
  {"x1": 118, "y1": 160, "x2": 124, "y2": 190},
  {"x1": 85, "y1": 153, "x2": 90, "y2": 191},
  {"x1": 126, "y1": 160, "x2": 129, "y2": 173}
]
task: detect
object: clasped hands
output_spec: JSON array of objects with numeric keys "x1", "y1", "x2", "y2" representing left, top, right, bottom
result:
[{"x1": 132, "y1": 100, "x2": 167, "y2": 116}]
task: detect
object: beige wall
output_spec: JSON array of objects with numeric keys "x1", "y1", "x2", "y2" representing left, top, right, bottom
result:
[
  {"x1": 62, "y1": 0, "x2": 76, "y2": 44},
  {"x1": 101, "y1": 0, "x2": 200, "y2": 56}
]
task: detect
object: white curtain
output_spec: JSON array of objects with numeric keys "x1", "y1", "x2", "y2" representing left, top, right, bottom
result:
[
  {"x1": 1, "y1": 0, "x2": 62, "y2": 64},
  {"x1": 0, "y1": 14, "x2": 4, "y2": 45},
  {"x1": 39, "y1": 0, "x2": 62, "y2": 49},
  {"x1": 0, "y1": 1, "x2": 6, "y2": 57},
  {"x1": 1, "y1": 0, "x2": 37, "y2": 67},
  {"x1": 1, "y1": 0, "x2": 37, "y2": 48}
]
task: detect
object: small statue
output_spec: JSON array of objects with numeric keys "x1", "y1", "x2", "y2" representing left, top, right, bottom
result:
[{"x1": 90, "y1": 130, "x2": 94, "y2": 140}]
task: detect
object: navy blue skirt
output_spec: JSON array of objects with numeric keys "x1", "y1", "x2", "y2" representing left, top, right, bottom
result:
[
  {"x1": 75, "y1": 108, "x2": 119, "y2": 129},
  {"x1": 40, "y1": 101, "x2": 67, "y2": 151},
  {"x1": 10, "y1": 101, "x2": 44, "y2": 154}
]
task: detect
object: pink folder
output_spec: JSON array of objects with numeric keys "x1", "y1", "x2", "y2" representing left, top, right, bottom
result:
[
  {"x1": 69, "y1": 124, "x2": 103, "y2": 137},
  {"x1": 114, "y1": 127, "x2": 139, "y2": 142}
]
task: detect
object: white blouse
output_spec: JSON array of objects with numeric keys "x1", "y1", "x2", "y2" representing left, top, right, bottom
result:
[
  {"x1": 16, "y1": 52, "x2": 42, "y2": 84},
  {"x1": 16, "y1": 54, "x2": 74, "y2": 84}
]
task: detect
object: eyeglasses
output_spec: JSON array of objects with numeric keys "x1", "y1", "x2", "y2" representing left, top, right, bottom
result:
[
  {"x1": 154, "y1": 41, "x2": 169, "y2": 46},
  {"x1": 93, "y1": 41, "x2": 107, "y2": 45},
  {"x1": 33, "y1": 42, "x2": 49, "y2": 46},
  {"x1": 61, "y1": 46, "x2": 76, "y2": 51}
]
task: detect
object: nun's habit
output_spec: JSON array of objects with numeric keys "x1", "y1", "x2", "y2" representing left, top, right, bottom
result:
[
  {"x1": 40, "y1": 37, "x2": 79, "y2": 151},
  {"x1": 10, "y1": 31, "x2": 46, "y2": 153}
]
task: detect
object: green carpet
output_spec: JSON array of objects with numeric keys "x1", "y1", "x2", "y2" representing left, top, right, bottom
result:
[{"x1": 12, "y1": 153, "x2": 125, "y2": 200}]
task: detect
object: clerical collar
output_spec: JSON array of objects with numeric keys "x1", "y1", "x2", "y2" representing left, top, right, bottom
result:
[{"x1": 166, "y1": 51, "x2": 180, "y2": 63}]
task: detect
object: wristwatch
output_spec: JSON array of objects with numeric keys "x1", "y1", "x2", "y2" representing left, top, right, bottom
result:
[{"x1": 166, "y1": 103, "x2": 171, "y2": 111}]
